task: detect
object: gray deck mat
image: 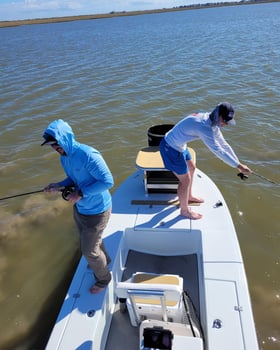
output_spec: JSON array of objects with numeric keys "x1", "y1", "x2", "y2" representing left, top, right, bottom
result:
[{"x1": 105, "y1": 250, "x2": 199, "y2": 350}]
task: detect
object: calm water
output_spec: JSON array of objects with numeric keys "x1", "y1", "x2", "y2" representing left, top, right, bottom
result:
[{"x1": 0, "y1": 3, "x2": 279, "y2": 349}]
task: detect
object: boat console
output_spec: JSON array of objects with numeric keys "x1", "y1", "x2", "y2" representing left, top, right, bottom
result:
[{"x1": 135, "y1": 146, "x2": 195, "y2": 193}]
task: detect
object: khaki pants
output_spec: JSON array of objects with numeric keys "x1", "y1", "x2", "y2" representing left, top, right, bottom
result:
[{"x1": 73, "y1": 206, "x2": 112, "y2": 288}]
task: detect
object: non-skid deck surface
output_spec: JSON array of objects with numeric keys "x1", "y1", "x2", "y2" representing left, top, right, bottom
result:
[
  {"x1": 131, "y1": 199, "x2": 200, "y2": 206},
  {"x1": 105, "y1": 250, "x2": 199, "y2": 350},
  {"x1": 122, "y1": 250, "x2": 199, "y2": 296}
]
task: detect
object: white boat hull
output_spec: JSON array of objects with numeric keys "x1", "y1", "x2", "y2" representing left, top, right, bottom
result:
[{"x1": 46, "y1": 162, "x2": 258, "y2": 350}]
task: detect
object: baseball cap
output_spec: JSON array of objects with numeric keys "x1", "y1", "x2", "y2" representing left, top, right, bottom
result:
[
  {"x1": 218, "y1": 102, "x2": 236, "y2": 125},
  {"x1": 41, "y1": 133, "x2": 57, "y2": 146}
]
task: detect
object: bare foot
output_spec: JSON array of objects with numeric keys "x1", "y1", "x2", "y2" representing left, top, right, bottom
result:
[
  {"x1": 189, "y1": 196, "x2": 204, "y2": 204},
  {"x1": 90, "y1": 285, "x2": 105, "y2": 294},
  {"x1": 180, "y1": 210, "x2": 202, "y2": 220}
]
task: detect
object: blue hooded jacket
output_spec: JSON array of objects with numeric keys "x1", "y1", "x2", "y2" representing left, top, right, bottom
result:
[{"x1": 43, "y1": 119, "x2": 114, "y2": 215}]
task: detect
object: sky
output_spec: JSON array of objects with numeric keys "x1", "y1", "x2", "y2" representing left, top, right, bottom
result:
[{"x1": 0, "y1": 0, "x2": 222, "y2": 21}]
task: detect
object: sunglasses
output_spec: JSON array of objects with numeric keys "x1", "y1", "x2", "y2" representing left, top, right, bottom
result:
[{"x1": 51, "y1": 143, "x2": 64, "y2": 153}]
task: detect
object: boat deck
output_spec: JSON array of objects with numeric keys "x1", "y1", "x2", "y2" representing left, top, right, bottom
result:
[{"x1": 45, "y1": 154, "x2": 259, "y2": 350}]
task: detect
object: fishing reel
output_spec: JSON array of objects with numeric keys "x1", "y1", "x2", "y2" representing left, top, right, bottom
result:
[
  {"x1": 61, "y1": 186, "x2": 75, "y2": 201},
  {"x1": 237, "y1": 172, "x2": 248, "y2": 181}
]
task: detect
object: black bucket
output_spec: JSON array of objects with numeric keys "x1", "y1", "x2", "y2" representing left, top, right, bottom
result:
[{"x1": 147, "y1": 124, "x2": 174, "y2": 146}]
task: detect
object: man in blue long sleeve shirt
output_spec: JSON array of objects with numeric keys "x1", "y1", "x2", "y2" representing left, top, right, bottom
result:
[
  {"x1": 42, "y1": 119, "x2": 114, "y2": 294},
  {"x1": 160, "y1": 102, "x2": 252, "y2": 220}
]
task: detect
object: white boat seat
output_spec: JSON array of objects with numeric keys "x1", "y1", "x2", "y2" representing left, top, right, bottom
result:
[{"x1": 115, "y1": 272, "x2": 184, "y2": 327}]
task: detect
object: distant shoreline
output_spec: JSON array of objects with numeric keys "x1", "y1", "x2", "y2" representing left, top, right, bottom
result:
[{"x1": 0, "y1": 0, "x2": 278, "y2": 28}]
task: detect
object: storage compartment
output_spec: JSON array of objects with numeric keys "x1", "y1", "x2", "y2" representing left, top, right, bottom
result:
[{"x1": 146, "y1": 170, "x2": 178, "y2": 193}]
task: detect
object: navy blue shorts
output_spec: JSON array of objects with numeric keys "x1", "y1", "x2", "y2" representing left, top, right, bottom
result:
[{"x1": 160, "y1": 138, "x2": 192, "y2": 175}]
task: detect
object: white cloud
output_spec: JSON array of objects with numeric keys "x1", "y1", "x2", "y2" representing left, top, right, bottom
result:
[
  {"x1": 22, "y1": 0, "x2": 83, "y2": 10},
  {"x1": 0, "y1": 0, "x2": 207, "y2": 21},
  {"x1": 0, "y1": 0, "x2": 89, "y2": 20}
]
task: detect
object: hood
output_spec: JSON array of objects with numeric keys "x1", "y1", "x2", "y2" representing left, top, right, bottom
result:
[{"x1": 42, "y1": 119, "x2": 77, "y2": 155}]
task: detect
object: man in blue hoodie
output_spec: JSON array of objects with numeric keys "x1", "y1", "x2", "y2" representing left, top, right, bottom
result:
[{"x1": 41, "y1": 119, "x2": 114, "y2": 294}]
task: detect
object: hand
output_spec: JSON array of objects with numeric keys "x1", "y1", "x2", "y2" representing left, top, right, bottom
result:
[
  {"x1": 237, "y1": 163, "x2": 252, "y2": 175},
  {"x1": 44, "y1": 183, "x2": 63, "y2": 193},
  {"x1": 66, "y1": 190, "x2": 82, "y2": 204}
]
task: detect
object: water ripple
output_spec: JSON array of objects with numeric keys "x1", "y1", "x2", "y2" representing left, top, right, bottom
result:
[{"x1": 0, "y1": 3, "x2": 280, "y2": 349}]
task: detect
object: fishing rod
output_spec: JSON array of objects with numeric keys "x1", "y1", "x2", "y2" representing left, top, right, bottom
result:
[
  {"x1": 237, "y1": 172, "x2": 279, "y2": 185},
  {"x1": 252, "y1": 172, "x2": 279, "y2": 185},
  {"x1": 0, "y1": 187, "x2": 75, "y2": 201},
  {"x1": 0, "y1": 189, "x2": 44, "y2": 201}
]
